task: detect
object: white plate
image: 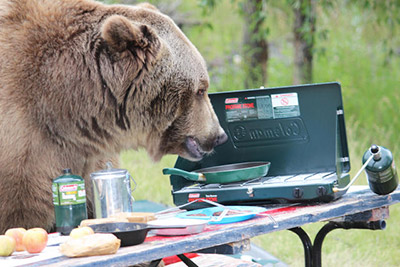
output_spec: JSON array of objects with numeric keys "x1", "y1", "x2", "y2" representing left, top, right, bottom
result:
[{"x1": 147, "y1": 218, "x2": 207, "y2": 236}]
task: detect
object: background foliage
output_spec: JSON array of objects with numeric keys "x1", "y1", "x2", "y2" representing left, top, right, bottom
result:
[{"x1": 103, "y1": 0, "x2": 400, "y2": 265}]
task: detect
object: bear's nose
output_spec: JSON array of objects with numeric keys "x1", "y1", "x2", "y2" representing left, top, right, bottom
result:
[{"x1": 214, "y1": 131, "x2": 228, "y2": 147}]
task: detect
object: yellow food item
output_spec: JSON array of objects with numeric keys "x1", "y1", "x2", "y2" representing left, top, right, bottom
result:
[
  {"x1": 59, "y1": 233, "x2": 120, "y2": 257},
  {"x1": 111, "y1": 212, "x2": 156, "y2": 223},
  {"x1": 69, "y1": 226, "x2": 94, "y2": 239},
  {"x1": 0, "y1": 235, "x2": 16, "y2": 256}
]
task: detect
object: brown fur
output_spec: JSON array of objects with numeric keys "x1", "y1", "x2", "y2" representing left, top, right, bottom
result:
[{"x1": 0, "y1": 0, "x2": 226, "y2": 233}]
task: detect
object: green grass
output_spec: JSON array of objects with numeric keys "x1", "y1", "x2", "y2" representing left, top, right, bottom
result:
[{"x1": 118, "y1": 0, "x2": 400, "y2": 266}]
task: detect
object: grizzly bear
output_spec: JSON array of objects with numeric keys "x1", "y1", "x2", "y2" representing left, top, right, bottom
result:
[{"x1": 0, "y1": 0, "x2": 227, "y2": 234}]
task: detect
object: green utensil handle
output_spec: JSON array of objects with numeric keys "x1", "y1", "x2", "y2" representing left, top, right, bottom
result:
[{"x1": 162, "y1": 168, "x2": 206, "y2": 182}]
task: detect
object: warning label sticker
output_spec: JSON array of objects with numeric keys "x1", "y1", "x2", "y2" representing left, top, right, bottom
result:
[
  {"x1": 225, "y1": 96, "x2": 273, "y2": 122},
  {"x1": 271, "y1": 93, "x2": 300, "y2": 118}
]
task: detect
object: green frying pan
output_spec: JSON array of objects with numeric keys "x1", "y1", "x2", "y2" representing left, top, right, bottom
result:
[{"x1": 162, "y1": 161, "x2": 271, "y2": 184}]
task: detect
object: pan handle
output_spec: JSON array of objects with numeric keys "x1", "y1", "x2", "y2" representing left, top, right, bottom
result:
[{"x1": 162, "y1": 168, "x2": 206, "y2": 182}]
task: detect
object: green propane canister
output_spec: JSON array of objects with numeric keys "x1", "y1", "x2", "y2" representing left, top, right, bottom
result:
[
  {"x1": 362, "y1": 144, "x2": 399, "y2": 195},
  {"x1": 52, "y1": 168, "x2": 88, "y2": 235}
]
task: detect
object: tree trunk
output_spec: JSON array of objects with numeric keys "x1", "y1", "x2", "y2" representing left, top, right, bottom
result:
[
  {"x1": 293, "y1": 0, "x2": 316, "y2": 85},
  {"x1": 242, "y1": 0, "x2": 269, "y2": 88}
]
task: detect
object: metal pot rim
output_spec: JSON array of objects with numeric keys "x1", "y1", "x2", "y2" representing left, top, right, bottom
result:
[{"x1": 90, "y1": 169, "x2": 128, "y2": 178}]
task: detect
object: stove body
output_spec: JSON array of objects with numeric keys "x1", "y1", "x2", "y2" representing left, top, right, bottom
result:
[{"x1": 169, "y1": 82, "x2": 351, "y2": 207}]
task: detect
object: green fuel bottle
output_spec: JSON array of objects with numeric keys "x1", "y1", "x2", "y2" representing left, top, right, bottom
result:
[
  {"x1": 52, "y1": 169, "x2": 88, "y2": 235},
  {"x1": 362, "y1": 145, "x2": 399, "y2": 195}
]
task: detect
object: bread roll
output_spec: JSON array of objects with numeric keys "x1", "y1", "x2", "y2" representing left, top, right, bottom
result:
[
  {"x1": 111, "y1": 212, "x2": 156, "y2": 223},
  {"x1": 59, "y1": 233, "x2": 120, "y2": 257}
]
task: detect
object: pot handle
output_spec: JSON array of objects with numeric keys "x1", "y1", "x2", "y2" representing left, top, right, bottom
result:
[
  {"x1": 129, "y1": 174, "x2": 137, "y2": 192},
  {"x1": 162, "y1": 168, "x2": 206, "y2": 182},
  {"x1": 125, "y1": 174, "x2": 136, "y2": 203}
]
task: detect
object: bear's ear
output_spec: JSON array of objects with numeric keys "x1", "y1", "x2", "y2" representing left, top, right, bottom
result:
[
  {"x1": 101, "y1": 15, "x2": 158, "y2": 53},
  {"x1": 136, "y1": 3, "x2": 159, "y2": 12}
]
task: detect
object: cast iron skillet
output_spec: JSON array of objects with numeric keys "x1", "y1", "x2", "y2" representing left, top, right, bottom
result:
[
  {"x1": 163, "y1": 161, "x2": 271, "y2": 184},
  {"x1": 89, "y1": 222, "x2": 185, "y2": 247}
]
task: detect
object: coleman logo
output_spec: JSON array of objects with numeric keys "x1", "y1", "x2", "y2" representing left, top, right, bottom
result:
[
  {"x1": 225, "y1": 98, "x2": 239, "y2": 104},
  {"x1": 229, "y1": 118, "x2": 308, "y2": 146},
  {"x1": 60, "y1": 184, "x2": 78, "y2": 192},
  {"x1": 250, "y1": 121, "x2": 300, "y2": 139}
]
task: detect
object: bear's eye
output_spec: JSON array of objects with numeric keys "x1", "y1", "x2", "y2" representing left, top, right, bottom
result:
[{"x1": 197, "y1": 88, "x2": 206, "y2": 96}]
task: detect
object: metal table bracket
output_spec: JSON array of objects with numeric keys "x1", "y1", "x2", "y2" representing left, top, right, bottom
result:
[{"x1": 289, "y1": 207, "x2": 389, "y2": 267}]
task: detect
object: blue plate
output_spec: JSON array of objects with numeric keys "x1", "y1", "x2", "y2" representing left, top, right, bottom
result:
[{"x1": 176, "y1": 206, "x2": 266, "y2": 224}]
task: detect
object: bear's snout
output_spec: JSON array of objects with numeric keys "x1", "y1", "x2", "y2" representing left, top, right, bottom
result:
[
  {"x1": 214, "y1": 131, "x2": 228, "y2": 147},
  {"x1": 184, "y1": 129, "x2": 228, "y2": 161}
]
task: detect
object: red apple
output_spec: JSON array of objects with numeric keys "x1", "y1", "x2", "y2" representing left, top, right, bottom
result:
[
  {"x1": 0, "y1": 235, "x2": 16, "y2": 256},
  {"x1": 22, "y1": 228, "x2": 48, "y2": 254},
  {"x1": 5, "y1": 227, "x2": 27, "y2": 251}
]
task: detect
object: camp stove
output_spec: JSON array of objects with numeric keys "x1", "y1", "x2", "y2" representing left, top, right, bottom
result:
[{"x1": 168, "y1": 82, "x2": 351, "y2": 208}]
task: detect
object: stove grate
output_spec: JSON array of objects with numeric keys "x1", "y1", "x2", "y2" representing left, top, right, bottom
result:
[{"x1": 180, "y1": 172, "x2": 336, "y2": 191}]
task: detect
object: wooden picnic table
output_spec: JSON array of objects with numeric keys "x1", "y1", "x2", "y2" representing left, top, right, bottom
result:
[{"x1": 4, "y1": 185, "x2": 400, "y2": 267}]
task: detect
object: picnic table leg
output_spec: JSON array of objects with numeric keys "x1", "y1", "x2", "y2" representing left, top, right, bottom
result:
[
  {"x1": 149, "y1": 259, "x2": 163, "y2": 267},
  {"x1": 312, "y1": 222, "x2": 337, "y2": 267},
  {"x1": 289, "y1": 227, "x2": 313, "y2": 267},
  {"x1": 177, "y1": 254, "x2": 199, "y2": 267},
  {"x1": 313, "y1": 220, "x2": 386, "y2": 267}
]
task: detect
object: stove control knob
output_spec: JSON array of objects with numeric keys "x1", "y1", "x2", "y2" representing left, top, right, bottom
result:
[
  {"x1": 246, "y1": 187, "x2": 254, "y2": 197},
  {"x1": 293, "y1": 188, "x2": 304, "y2": 199},
  {"x1": 317, "y1": 186, "x2": 327, "y2": 196}
]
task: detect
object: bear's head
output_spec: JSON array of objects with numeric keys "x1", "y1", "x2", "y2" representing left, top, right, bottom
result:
[
  {"x1": 98, "y1": 4, "x2": 228, "y2": 161},
  {"x1": 6, "y1": 1, "x2": 228, "y2": 163}
]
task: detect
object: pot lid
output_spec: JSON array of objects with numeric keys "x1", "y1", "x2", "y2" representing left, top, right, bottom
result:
[{"x1": 90, "y1": 162, "x2": 128, "y2": 179}]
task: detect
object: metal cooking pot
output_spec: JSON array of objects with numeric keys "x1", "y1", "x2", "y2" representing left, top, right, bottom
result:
[
  {"x1": 90, "y1": 162, "x2": 136, "y2": 218},
  {"x1": 163, "y1": 161, "x2": 271, "y2": 184}
]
